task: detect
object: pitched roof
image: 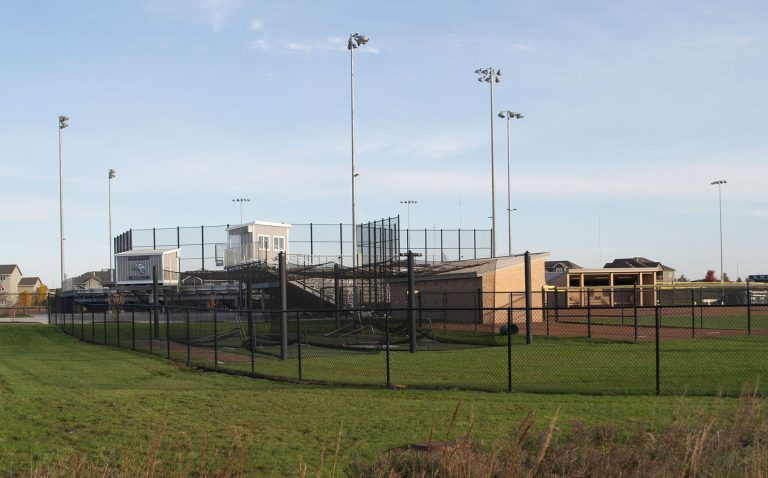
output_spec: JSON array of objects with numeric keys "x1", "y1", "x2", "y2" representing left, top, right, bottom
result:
[
  {"x1": 71, "y1": 270, "x2": 110, "y2": 285},
  {"x1": 18, "y1": 277, "x2": 41, "y2": 286},
  {"x1": 545, "y1": 260, "x2": 581, "y2": 270},
  {"x1": 0, "y1": 264, "x2": 21, "y2": 275},
  {"x1": 604, "y1": 257, "x2": 676, "y2": 271}
]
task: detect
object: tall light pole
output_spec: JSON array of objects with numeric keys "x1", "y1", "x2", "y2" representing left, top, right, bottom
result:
[
  {"x1": 498, "y1": 111, "x2": 523, "y2": 256},
  {"x1": 108, "y1": 169, "x2": 116, "y2": 283},
  {"x1": 349, "y1": 32, "x2": 369, "y2": 307},
  {"x1": 400, "y1": 200, "x2": 417, "y2": 251},
  {"x1": 711, "y1": 180, "x2": 727, "y2": 284},
  {"x1": 58, "y1": 115, "x2": 69, "y2": 289},
  {"x1": 475, "y1": 68, "x2": 501, "y2": 257},
  {"x1": 232, "y1": 197, "x2": 250, "y2": 224}
]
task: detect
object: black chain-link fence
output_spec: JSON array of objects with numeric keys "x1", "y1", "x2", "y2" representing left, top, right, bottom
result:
[{"x1": 48, "y1": 298, "x2": 767, "y2": 397}]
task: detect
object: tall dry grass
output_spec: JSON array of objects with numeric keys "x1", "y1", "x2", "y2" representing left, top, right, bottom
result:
[{"x1": 351, "y1": 388, "x2": 767, "y2": 477}]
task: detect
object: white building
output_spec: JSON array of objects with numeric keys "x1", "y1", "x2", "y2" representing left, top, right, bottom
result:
[{"x1": 224, "y1": 221, "x2": 291, "y2": 268}]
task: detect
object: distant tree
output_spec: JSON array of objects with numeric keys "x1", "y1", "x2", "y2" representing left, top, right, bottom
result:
[
  {"x1": 17, "y1": 291, "x2": 33, "y2": 307},
  {"x1": 703, "y1": 270, "x2": 718, "y2": 282},
  {"x1": 737, "y1": 277, "x2": 743, "y2": 282},
  {"x1": 722, "y1": 272, "x2": 731, "y2": 282},
  {"x1": 35, "y1": 285, "x2": 49, "y2": 305},
  {"x1": 676, "y1": 274, "x2": 689, "y2": 282}
]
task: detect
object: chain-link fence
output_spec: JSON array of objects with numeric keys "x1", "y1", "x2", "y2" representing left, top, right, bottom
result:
[{"x1": 49, "y1": 298, "x2": 767, "y2": 396}]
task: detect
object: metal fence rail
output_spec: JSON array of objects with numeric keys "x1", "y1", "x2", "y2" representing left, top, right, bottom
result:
[{"x1": 48, "y1": 300, "x2": 767, "y2": 397}]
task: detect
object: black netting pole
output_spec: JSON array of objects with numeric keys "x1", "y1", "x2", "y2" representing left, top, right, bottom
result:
[
  {"x1": 165, "y1": 308, "x2": 170, "y2": 359},
  {"x1": 690, "y1": 288, "x2": 696, "y2": 338},
  {"x1": 131, "y1": 310, "x2": 136, "y2": 351},
  {"x1": 213, "y1": 308, "x2": 218, "y2": 371},
  {"x1": 80, "y1": 307, "x2": 84, "y2": 338},
  {"x1": 103, "y1": 309, "x2": 107, "y2": 344},
  {"x1": 633, "y1": 284, "x2": 638, "y2": 343},
  {"x1": 587, "y1": 288, "x2": 592, "y2": 340},
  {"x1": 297, "y1": 312, "x2": 302, "y2": 383},
  {"x1": 747, "y1": 281, "x2": 752, "y2": 335},
  {"x1": 385, "y1": 314, "x2": 391, "y2": 389},
  {"x1": 407, "y1": 251, "x2": 416, "y2": 353},
  {"x1": 116, "y1": 308, "x2": 121, "y2": 348},
  {"x1": 524, "y1": 251, "x2": 532, "y2": 345},
  {"x1": 186, "y1": 308, "x2": 190, "y2": 366},
  {"x1": 507, "y1": 307, "x2": 512, "y2": 393},
  {"x1": 655, "y1": 304, "x2": 661, "y2": 396},
  {"x1": 279, "y1": 252, "x2": 288, "y2": 361},
  {"x1": 249, "y1": 309, "x2": 254, "y2": 376}
]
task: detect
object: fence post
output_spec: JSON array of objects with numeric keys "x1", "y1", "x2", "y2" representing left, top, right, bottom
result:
[
  {"x1": 149, "y1": 307, "x2": 153, "y2": 355},
  {"x1": 103, "y1": 309, "x2": 107, "y2": 344},
  {"x1": 91, "y1": 311, "x2": 95, "y2": 343},
  {"x1": 80, "y1": 307, "x2": 84, "y2": 338},
  {"x1": 655, "y1": 304, "x2": 661, "y2": 396},
  {"x1": 699, "y1": 288, "x2": 704, "y2": 329},
  {"x1": 385, "y1": 314, "x2": 391, "y2": 389},
  {"x1": 186, "y1": 308, "x2": 191, "y2": 366},
  {"x1": 213, "y1": 308, "x2": 218, "y2": 371},
  {"x1": 131, "y1": 310, "x2": 136, "y2": 351},
  {"x1": 633, "y1": 284, "x2": 638, "y2": 342},
  {"x1": 279, "y1": 252, "x2": 288, "y2": 361},
  {"x1": 587, "y1": 288, "x2": 592, "y2": 339},
  {"x1": 152, "y1": 266, "x2": 159, "y2": 338},
  {"x1": 746, "y1": 281, "x2": 752, "y2": 335},
  {"x1": 249, "y1": 309, "x2": 254, "y2": 376},
  {"x1": 507, "y1": 307, "x2": 512, "y2": 393},
  {"x1": 165, "y1": 308, "x2": 170, "y2": 359},
  {"x1": 690, "y1": 288, "x2": 696, "y2": 339},
  {"x1": 524, "y1": 251, "x2": 533, "y2": 345},
  {"x1": 554, "y1": 286, "x2": 559, "y2": 322},
  {"x1": 407, "y1": 251, "x2": 417, "y2": 353},
  {"x1": 297, "y1": 312, "x2": 302, "y2": 384},
  {"x1": 116, "y1": 308, "x2": 121, "y2": 348}
]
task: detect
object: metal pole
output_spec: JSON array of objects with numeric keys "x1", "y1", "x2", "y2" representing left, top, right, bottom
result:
[
  {"x1": 279, "y1": 252, "x2": 288, "y2": 360},
  {"x1": 213, "y1": 309, "x2": 218, "y2": 371},
  {"x1": 58, "y1": 118, "x2": 66, "y2": 288},
  {"x1": 718, "y1": 183, "x2": 724, "y2": 284},
  {"x1": 385, "y1": 314, "x2": 391, "y2": 388},
  {"x1": 747, "y1": 280, "x2": 752, "y2": 335},
  {"x1": 186, "y1": 308, "x2": 190, "y2": 366},
  {"x1": 507, "y1": 307, "x2": 512, "y2": 392},
  {"x1": 350, "y1": 45, "x2": 359, "y2": 309},
  {"x1": 587, "y1": 289, "x2": 592, "y2": 339},
  {"x1": 489, "y1": 73, "x2": 496, "y2": 258},
  {"x1": 524, "y1": 251, "x2": 532, "y2": 344},
  {"x1": 131, "y1": 309, "x2": 135, "y2": 351},
  {"x1": 407, "y1": 251, "x2": 416, "y2": 353},
  {"x1": 297, "y1": 312, "x2": 302, "y2": 383},
  {"x1": 655, "y1": 304, "x2": 661, "y2": 396},
  {"x1": 108, "y1": 171, "x2": 114, "y2": 282},
  {"x1": 165, "y1": 308, "x2": 170, "y2": 359},
  {"x1": 690, "y1": 288, "x2": 696, "y2": 338},
  {"x1": 505, "y1": 115, "x2": 512, "y2": 256},
  {"x1": 633, "y1": 284, "x2": 638, "y2": 342},
  {"x1": 249, "y1": 309, "x2": 254, "y2": 375}
]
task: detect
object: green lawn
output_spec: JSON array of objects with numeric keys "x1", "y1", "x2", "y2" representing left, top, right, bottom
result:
[
  {"x1": 55, "y1": 313, "x2": 768, "y2": 397},
  {"x1": 0, "y1": 324, "x2": 758, "y2": 475},
  {"x1": 556, "y1": 307, "x2": 768, "y2": 330}
]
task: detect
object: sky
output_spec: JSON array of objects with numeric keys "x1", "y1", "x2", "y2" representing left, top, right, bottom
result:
[{"x1": 1, "y1": 0, "x2": 767, "y2": 287}]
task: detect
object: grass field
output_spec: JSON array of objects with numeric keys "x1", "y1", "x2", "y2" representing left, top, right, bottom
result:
[
  {"x1": 0, "y1": 324, "x2": 762, "y2": 475},
  {"x1": 56, "y1": 312, "x2": 768, "y2": 396},
  {"x1": 555, "y1": 306, "x2": 768, "y2": 330}
]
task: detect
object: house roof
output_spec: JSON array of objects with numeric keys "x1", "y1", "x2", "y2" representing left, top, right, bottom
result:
[
  {"x1": 18, "y1": 277, "x2": 41, "y2": 286},
  {"x1": 0, "y1": 264, "x2": 21, "y2": 275},
  {"x1": 71, "y1": 270, "x2": 110, "y2": 285},
  {"x1": 569, "y1": 266, "x2": 662, "y2": 274},
  {"x1": 604, "y1": 257, "x2": 676, "y2": 272},
  {"x1": 545, "y1": 260, "x2": 581, "y2": 270},
  {"x1": 115, "y1": 248, "x2": 180, "y2": 257}
]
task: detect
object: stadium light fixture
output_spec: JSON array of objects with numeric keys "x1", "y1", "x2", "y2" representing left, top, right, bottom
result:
[
  {"x1": 475, "y1": 67, "x2": 502, "y2": 257},
  {"x1": 498, "y1": 111, "x2": 524, "y2": 256},
  {"x1": 710, "y1": 180, "x2": 727, "y2": 283}
]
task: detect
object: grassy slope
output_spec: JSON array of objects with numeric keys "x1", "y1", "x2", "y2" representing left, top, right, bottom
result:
[{"x1": 0, "y1": 325, "x2": 752, "y2": 476}]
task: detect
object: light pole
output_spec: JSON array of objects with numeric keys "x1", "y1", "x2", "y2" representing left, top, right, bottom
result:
[
  {"x1": 710, "y1": 180, "x2": 727, "y2": 284},
  {"x1": 349, "y1": 32, "x2": 369, "y2": 307},
  {"x1": 58, "y1": 115, "x2": 69, "y2": 289},
  {"x1": 232, "y1": 197, "x2": 250, "y2": 224},
  {"x1": 498, "y1": 110, "x2": 523, "y2": 256},
  {"x1": 108, "y1": 169, "x2": 116, "y2": 283},
  {"x1": 400, "y1": 200, "x2": 417, "y2": 251},
  {"x1": 475, "y1": 68, "x2": 502, "y2": 257}
]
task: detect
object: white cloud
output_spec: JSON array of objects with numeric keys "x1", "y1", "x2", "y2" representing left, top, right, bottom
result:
[
  {"x1": 144, "y1": 0, "x2": 241, "y2": 31},
  {"x1": 250, "y1": 36, "x2": 272, "y2": 50},
  {"x1": 249, "y1": 18, "x2": 264, "y2": 30},
  {"x1": 509, "y1": 42, "x2": 534, "y2": 52}
]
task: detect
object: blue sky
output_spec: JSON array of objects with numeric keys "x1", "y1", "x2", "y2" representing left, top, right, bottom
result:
[{"x1": 1, "y1": 0, "x2": 766, "y2": 287}]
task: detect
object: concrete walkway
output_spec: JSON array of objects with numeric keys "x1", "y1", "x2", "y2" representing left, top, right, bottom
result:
[{"x1": 0, "y1": 314, "x2": 49, "y2": 324}]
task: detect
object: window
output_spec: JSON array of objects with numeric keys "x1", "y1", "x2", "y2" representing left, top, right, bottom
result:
[
  {"x1": 257, "y1": 235, "x2": 270, "y2": 250},
  {"x1": 273, "y1": 236, "x2": 285, "y2": 252}
]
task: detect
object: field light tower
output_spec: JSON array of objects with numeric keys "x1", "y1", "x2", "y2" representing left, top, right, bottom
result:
[
  {"x1": 400, "y1": 200, "x2": 417, "y2": 251},
  {"x1": 108, "y1": 169, "x2": 116, "y2": 282},
  {"x1": 711, "y1": 179, "x2": 727, "y2": 284},
  {"x1": 232, "y1": 197, "x2": 250, "y2": 224},
  {"x1": 58, "y1": 115, "x2": 69, "y2": 289},
  {"x1": 348, "y1": 32, "x2": 369, "y2": 308},
  {"x1": 475, "y1": 68, "x2": 502, "y2": 257},
  {"x1": 498, "y1": 111, "x2": 524, "y2": 256}
]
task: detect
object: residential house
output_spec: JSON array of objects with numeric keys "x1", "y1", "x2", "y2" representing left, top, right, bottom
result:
[
  {"x1": 604, "y1": 257, "x2": 676, "y2": 282},
  {"x1": 18, "y1": 277, "x2": 44, "y2": 295},
  {"x1": 0, "y1": 265, "x2": 23, "y2": 303}
]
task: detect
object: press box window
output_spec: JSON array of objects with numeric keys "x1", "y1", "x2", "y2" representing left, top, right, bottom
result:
[
  {"x1": 273, "y1": 236, "x2": 285, "y2": 251},
  {"x1": 257, "y1": 235, "x2": 270, "y2": 250}
]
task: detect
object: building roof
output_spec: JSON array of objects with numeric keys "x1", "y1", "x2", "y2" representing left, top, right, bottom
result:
[
  {"x1": 70, "y1": 270, "x2": 110, "y2": 285},
  {"x1": 545, "y1": 260, "x2": 581, "y2": 270},
  {"x1": 0, "y1": 264, "x2": 21, "y2": 275},
  {"x1": 226, "y1": 221, "x2": 292, "y2": 231},
  {"x1": 18, "y1": 277, "x2": 41, "y2": 286},
  {"x1": 604, "y1": 257, "x2": 675, "y2": 271},
  {"x1": 115, "y1": 248, "x2": 180, "y2": 257},
  {"x1": 390, "y1": 252, "x2": 550, "y2": 283},
  {"x1": 569, "y1": 266, "x2": 662, "y2": 274}
]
